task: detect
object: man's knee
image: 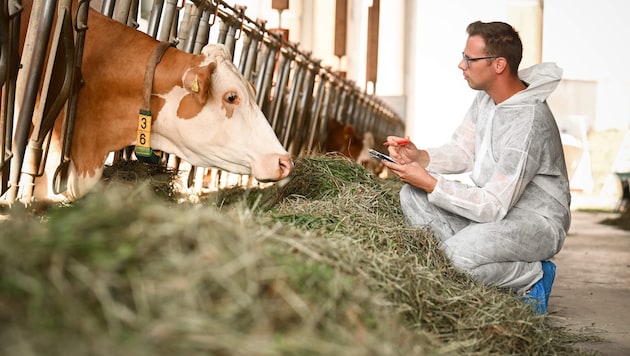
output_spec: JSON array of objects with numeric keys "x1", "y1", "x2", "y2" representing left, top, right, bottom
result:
[
  {"x1": 441, "y1": 239, "x2": 478, "y2": 271},
  {"x1": 399, "y1": 184, "x2": 413, "y2": 203},
  {"x1": 400, "y1": 184, "x2": 427, "y2": 211},
  {"x1": 399, "y1": 184, "x2": 424, "y2": 224}
]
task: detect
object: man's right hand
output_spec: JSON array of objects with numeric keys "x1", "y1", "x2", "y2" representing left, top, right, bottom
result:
[{"x1": 384, "y1": 136, "x2": 429, "y2": 167}]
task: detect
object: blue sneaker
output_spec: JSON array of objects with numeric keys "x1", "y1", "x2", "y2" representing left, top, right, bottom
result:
[{"x1": 523, "y1": 261, "x2": 556, "y2": 315}]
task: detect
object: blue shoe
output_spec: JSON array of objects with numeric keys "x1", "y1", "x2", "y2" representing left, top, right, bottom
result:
[{"x1": 523, "y1": 261, "x2": 556, "y2": 315}]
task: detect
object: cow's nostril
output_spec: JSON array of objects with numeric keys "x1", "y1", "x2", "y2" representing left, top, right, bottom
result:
[{"x1": 279, "y1": 155, "x2": 294, "y2": 178}]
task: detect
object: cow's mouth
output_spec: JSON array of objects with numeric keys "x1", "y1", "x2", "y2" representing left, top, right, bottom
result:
[{"x1": 250, "y1": 153, "x2": 294, "y2": 182}]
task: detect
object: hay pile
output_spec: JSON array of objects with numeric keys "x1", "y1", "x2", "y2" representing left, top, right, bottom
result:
[{"x1": 0, "y1": 156, "x2": 590, "y2": 355}]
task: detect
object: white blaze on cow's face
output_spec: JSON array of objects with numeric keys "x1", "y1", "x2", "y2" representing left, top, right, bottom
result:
[{"x1": 151, "y1": 44, "x2": 293, "y2": 182}]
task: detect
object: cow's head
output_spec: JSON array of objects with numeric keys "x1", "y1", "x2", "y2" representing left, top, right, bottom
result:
[{"x1": 152, "y1": 44, "x2": 293, "y2": 182}]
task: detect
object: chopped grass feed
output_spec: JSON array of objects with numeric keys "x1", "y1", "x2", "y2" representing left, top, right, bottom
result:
[{"x1": 0, "y1": 156, "x2": 594, "y2": 355}]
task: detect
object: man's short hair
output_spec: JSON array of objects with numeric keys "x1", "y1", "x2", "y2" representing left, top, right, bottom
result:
[{"x1": 466, "y1": 21, "x2": 523, "y2": 76}]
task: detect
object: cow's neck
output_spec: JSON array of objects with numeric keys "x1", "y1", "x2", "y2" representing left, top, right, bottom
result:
[
  {"x1": 135, "y1": 41, "x2": 173, "y2": 163},
  {"x1": 70, "y1": 7, "x2": 200, "y2": 176}
]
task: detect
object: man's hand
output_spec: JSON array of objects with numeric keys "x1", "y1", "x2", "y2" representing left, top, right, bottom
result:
[
  {"x1": 382, "y1": 160, "x2": 437, "y2": 192},
  {"x1": 384, "y1": 136, "x2": 429, "y2": 167},
  {"x1": 383, "y1": 136, "x2": 436, "y2": 192}
]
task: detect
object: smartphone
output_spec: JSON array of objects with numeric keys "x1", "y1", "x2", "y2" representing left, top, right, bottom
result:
[{"x1": 368, "y1": 148, "x2": 398, "y2": 164}]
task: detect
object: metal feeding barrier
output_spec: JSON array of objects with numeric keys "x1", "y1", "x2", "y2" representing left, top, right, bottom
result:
[
  {"x1": 0, "y1": 0, "x2": 404, "y2": 203},
  {"x1": 1, "y1": 0, "x2": 91, "y2": 204}
]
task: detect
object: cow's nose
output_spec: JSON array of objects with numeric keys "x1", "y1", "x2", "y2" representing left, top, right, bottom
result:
[{"x1": 279, "y1": 155, "x2": 294, "y2": 179}]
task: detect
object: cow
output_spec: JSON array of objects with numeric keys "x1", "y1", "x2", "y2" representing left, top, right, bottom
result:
[
  {"x1": 325, "y1": 118, "x2": 384, "y2": 175},
  {"x1": 325, "y1": 118, "x2": 363, "y2": 161},
  {"x1": 13, "y1": 0, "x2": 293, "y2": 202}
]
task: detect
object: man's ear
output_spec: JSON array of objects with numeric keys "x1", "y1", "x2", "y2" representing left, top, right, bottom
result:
[
  {"x1": 495, "y1": 57, "x2": 508, "y2": 74},
  {"x1": 182, "y1": 61, "x2": 217, "y2": 105}
]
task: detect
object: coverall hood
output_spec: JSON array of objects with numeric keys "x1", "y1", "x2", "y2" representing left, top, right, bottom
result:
[{"x1": 506, "y1": 62, "x2": 563, "y2": 106}]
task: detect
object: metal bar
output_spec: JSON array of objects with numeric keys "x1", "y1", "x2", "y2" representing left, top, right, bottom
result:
[
  {"x1": 216, "y1": 16, "x2": 228, "y2": 44},
  {"x1": 101, "y1": 0, "x2": 114, "y2": 17},
  {"x1": 19, "y1": 0, "x2": 76, "y2": 201},
  {"x1": 346, "y1": 89, "x2": 358, "y2": 127},
  {"x1": 0, "y1": 0, "x2": 23, "y2": 195},
  {"x1": 252, "y1": 43, "x2": 268, "y2": 102},
  {"x1": 0, "y1": 0, "x2": 10, "y2": 86},
  {"x1": 280, "y1": 57, "x2": 306, "y2": 150},
  {"x1": 146, "y1": 0, "x2": 164, "y2": 38},
  {"x1": 321, "y1": 76, "x2": 337, "y2": 123},
  {"x1": 127, "y1": 0, "x2": 139, "y2": 28},
  {"x1": 193, "y1": 7, "x2": 211, "y2": 54},
  {"x1": 334, "y1": 83, "x2": 347, "y2": 121},
  {"x1": 290, "y1": 58, "x2": 318, "y2": 155},
  {"x1": 223, "y1": 19, "x2": 238, "y2": 57},
  {"x1": 242, "y1": 37, "x2": 259, "y2": 80},
  {"x1": 176, "y1": 3, "x2": 192, "y2": 50},
  {"x1": 256, "y1": 42, "x2": 279, "y2": 109},
  {"x1": 183, "y1": 3, "x2": 204, "y2": 53},
  {"x1": 53, "y1": 0, "x2": 91, "y2": 194},
  {"x1": 305, "y1": 68, "x2": 327, "y2": 155},
  {"x1": 268, "y1": 47, "x2": 291, "y2": 133},
  {"x1": 6, "y1": 0, "x2": 57, "y2": 203},
  {"x1": 157, "y1": 0, "x2": 177, "y2": 42},
  {"x1": 237, "y1": 31, "x2": 252, "y2": 74},
  {"x1": 112, "y1": 0, "x2": 131, "y2": 24}
]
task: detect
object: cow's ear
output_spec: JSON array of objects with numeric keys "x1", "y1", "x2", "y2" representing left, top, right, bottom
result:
[
  {"x1": 342, "y1": 124, "x2": 355, "y2": 141},
  {"x1": 182, "y1": 61, "x2": 217, "y2": 104}
]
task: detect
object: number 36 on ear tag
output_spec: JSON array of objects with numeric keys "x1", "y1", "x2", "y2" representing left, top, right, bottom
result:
[{"x1": 136, "y1": 109, "x2": 153, "y2": 156}]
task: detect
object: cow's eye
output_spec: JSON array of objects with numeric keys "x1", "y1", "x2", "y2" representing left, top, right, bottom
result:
[{"x1": 224, "y1": 91, "x2": 239, "y2": 104}]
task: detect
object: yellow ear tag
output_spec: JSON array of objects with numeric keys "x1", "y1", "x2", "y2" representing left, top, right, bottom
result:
[
  {"x1": 191, "y1": 74, "x2": 199, "y2": 93},
  {"x1": 135, "y1": 109, "x2": 161, "y2": 164},
  {"x1": 135, "y1": 110, "x2": 153, "y2": 156}
]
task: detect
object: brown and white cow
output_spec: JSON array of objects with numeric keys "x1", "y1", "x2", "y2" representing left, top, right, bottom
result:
[
  {"x1": 17, "y1": 0, "x2": 293, "y2": 201},
  {"x1": 325, "y1": 118, "x2": 363, "y2": 161},
  {"x1": 325, "y1": 118, "x2": 384, "y2": 175}
]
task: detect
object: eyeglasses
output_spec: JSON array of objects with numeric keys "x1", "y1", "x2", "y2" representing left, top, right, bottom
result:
[{"x1": 462, "y1": 52, "x2": 499, "y2": 69}]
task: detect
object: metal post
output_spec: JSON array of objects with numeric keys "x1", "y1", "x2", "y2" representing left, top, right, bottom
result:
[
  {"x1": 101, "y1": 0, "x2": 114, "y2": 17},
  {"x1": 255, "y1": 41, "x2": 279, "y2": 109},
  {"x1": 268, "y1": 47, "x2": 291, "y2": 133},
  {"x1": 112, "y1": 0, "x2": 131, "y2": 24},
  {"x1": 305, "y1": 65, "x2": 327, "y2": 155},
  {"x1": 183, "y1": 3, "x2": 204, "y2": 53},
  {"x1": 7, "y1": 0, "x2": 57, "y2": 203},
  {"x1": 146, "y1": 0, "x2": 164, "y2": 38},
  {"x1": 157, "y1": 0, "x2": 177, "y2": 42},
  {"x1": 18, "y1": 0, "x2": 76, "y2": 202},
  {"x1": 280, "y1": 57, "x2": 306, "y2": 150},
  {"x1": 290, "y1": 58, "x2": 318, "y2": 155},
  {"x1": 53, "y1": 0, "x2": 91, "y2": 194},
  {"x1": 0, "y1": 0, "x2": 23, "y2": 196},
  {"x1": 176, "y1": 3, "x2": 192, "y2": 50},
  {"x1": 126, "y1": 0, "x2": 139, "y2": 28},
  {"x1": 193, "y1": 7, "x2": 211, "y2": 54},
  {"x1": 236, "y1": 32, "x2": 252, "y2": 74}
]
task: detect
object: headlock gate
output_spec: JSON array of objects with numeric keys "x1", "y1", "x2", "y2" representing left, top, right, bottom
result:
[{"x1": 0, "y1": 0, "x2": 404, "y2": 204}]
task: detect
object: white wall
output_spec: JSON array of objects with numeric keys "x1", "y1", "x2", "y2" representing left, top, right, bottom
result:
[
  {"x1": 405, "y1": 0, "x2": 630, "y2": 145},
  {"x1": 221, "y1": 0, "x2": 630, "y2": 138},
  {"x1": 543, "y1": 0, "x2": 630, "y2": 130},
  {"x1": 408, "y1": 0, "x2": 511, "y2": 147}
]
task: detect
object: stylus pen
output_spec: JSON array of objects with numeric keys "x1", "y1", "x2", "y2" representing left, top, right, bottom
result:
[{"x1": 383, "y1": 138, "x2": 410, "y2": 146}]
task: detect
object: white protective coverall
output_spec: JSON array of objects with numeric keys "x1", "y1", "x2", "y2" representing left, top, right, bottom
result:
[{"x1": 400, "y1": 62, "x2": 571, "y2": 293}]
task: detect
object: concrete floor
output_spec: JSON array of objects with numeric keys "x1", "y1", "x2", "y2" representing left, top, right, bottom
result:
[{"x1": 549, "y1": 210, "x2": 630, "y2": 356}]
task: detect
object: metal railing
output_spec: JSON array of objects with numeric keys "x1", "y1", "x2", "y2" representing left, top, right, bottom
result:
[{"x1": 0, "y1": 0, "x2": 404, "y2": 203}]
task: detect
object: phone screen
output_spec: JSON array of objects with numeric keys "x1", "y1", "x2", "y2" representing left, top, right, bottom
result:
[{"x1": 368, "y1": 149, "x2": 397, "y2": 164}]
